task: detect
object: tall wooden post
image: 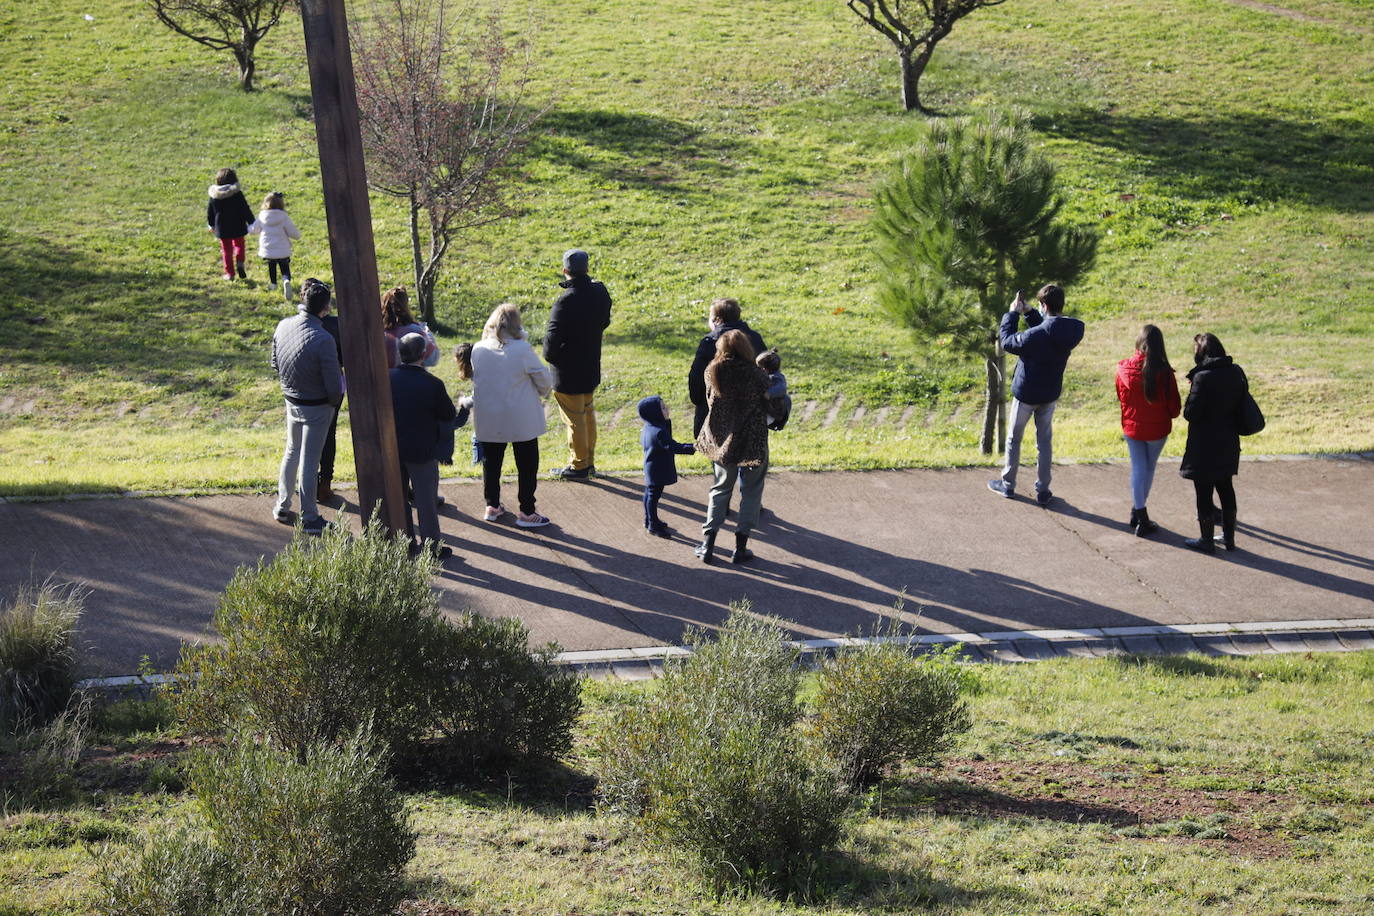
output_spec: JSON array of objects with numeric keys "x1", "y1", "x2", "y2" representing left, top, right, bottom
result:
[{"x1": 299, "y1": 0, "x2": 408, "y2": 536}]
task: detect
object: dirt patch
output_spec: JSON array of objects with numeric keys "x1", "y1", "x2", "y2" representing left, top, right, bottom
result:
[
  {"x1": 1223, "y1": 0, "x2": 1374, "y2": 35},
  {"x1": 396, "y1": 903, "x2": 472, "y2": 916},
  {"x1": 904, "y1": 757, "x2": 1291, "y2": 858},
  {"x1": 79, "y1": 736, "x2": 202, "y2": 793}
]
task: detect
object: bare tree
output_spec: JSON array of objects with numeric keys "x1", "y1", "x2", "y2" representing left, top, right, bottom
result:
[
  {"x1": 352, "y1": 0, "x2": 541, "y2": 325},
  {"x1": 148, "y1": 0, "x2": 291, "y2": 91},
  {"x1": 846, "y1": 0, "x2": 1011, "y2": 113}
]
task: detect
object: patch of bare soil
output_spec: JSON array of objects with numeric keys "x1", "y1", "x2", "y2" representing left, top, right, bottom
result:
[
  {"x1": 79, "y1": 736, "x2": 204, "y2": 792},
  {"x1": 908, "y1": 758, "x2": 1291, "y2": 859},
  {"x1": 1223, "y1": 0, "x2": 1374, "y2": 35},
  {"x1": 396, "y1": 902, "x2": 472, "y2": 916}
]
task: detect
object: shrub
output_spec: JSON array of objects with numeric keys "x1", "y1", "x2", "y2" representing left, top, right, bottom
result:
[
  {"x1": 595, "y1": 609, "x2": 852, "y2": 898},
  {"x1": 10, "y1": 693, "x2": 93, "y2": 807},
  {"x1": 175, "y1": 521, "x2": 448, "y2": 759},
  {"x1": 96, "y1": 823, "x2": 245, "y2": 916},
  {"x1": 0, "y1": 580, "x2": 85, "y2": 735},
  {"x1": 428, "y1": 614, "x2": 581, "y2": 774},
  {"x1": 99, "y1": 732, "x2": 414, "y2": 916},
  {"x1": 809, "y1": 642, "x2": 973, "y2": 787}
]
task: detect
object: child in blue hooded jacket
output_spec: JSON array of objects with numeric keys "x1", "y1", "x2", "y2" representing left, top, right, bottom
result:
[{"x1": 638, "y1": 395, "x2": 695, "y2": 536}]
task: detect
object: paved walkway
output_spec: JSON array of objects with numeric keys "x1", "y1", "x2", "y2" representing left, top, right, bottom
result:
[{"x1": 2, "y1": 457, "x2": 1371, "y2": 676}]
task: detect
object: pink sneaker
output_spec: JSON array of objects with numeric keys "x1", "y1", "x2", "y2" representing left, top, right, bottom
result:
[
  {"x1": 515, "y1": 511, "x2": 550, "y2": 528},
  {"x1": 483, "y1": 504, "x2": 507, "y2": 522}
]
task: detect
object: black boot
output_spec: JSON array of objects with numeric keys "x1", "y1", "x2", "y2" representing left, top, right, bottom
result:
[
  {"x1": 731, "y1": 532, "x2": 754, "y2": 565},
  {"x1": 1134, "y1": 507, "x2": 1158, "y2": 537},
  {"x1": 1214, "y1": 507, "x2": 1237, "y2": 551},
  {"x1": 1128, "y1": 508, "x2": 1140, "y2": 531},
  {"x1": 695, "y1": 530, "x2": 717, "y2": 564},
  {"x1": 235, "y1": 259, "x2": 247, "y2": 280},
  {"x1": 1184, "y1": 519, "x2": 1216, "y2": 554}
]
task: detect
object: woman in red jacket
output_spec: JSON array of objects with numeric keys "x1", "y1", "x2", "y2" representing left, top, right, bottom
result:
[{"x1": 1115, "y1": 325, "x2": 1181, "y2": 536}]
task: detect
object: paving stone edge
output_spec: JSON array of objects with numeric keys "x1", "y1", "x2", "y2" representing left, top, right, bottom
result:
[{"x1": 76, "y1": 617, "x2": 1374, "y2": 691}]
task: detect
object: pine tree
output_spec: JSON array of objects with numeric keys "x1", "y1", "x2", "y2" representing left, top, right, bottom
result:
[{"x1": 872, "y1": 111, "x2": 1097, "y2": 454}]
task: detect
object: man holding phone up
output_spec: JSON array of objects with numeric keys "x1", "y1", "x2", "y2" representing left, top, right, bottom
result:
[{"x1": 988, "y1": 284, "x2": 1084, "y2": 506}]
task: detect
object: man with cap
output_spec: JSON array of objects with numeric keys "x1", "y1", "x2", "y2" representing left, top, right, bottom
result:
[
  {"x1": 543, "y1": 248, "x2": 612, "y2": 480},
  {"x1": 390, "y1": 332, "x2": 457, "y2": 560},
  {"x1": 270, "y1": 277, "x2": 343, "y2": 534}
]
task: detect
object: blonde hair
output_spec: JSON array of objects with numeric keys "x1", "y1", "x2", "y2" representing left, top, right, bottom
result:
[{"x1": 482, "y1": 303, "x2": 525, "y2": 345}]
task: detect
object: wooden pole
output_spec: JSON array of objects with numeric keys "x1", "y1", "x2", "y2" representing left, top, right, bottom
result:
[{"x1": 299, "y1": 0, "x2": 408, "y2": 536}]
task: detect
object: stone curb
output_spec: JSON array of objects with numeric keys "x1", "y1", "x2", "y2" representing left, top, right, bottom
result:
[
  {"x1": 76, "y1": 618, "x2": 1374, "y2": 692},
  {"x1": 556, "y1": 618, "x2": 1374, "y2": 681}
]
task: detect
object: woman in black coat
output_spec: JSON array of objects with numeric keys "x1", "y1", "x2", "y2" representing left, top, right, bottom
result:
[{"x1": 1179, "y1": 333, "x2": 1249, "y2": 553}]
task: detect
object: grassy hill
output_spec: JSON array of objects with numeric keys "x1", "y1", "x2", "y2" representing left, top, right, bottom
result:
[{"x1": 1, "y1": 0, "x2": 1371, "y2": 494}]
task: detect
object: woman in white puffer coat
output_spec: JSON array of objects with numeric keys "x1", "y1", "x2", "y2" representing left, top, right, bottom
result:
[{"x1": 250, "y1": 192, "x2": 302, "y2": 300}]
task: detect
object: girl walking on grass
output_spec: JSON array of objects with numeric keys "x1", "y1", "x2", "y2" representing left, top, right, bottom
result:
[
  {"x1": 250, "y1": 191, "x2": 301, "y2": 301},
  {"x1": 205, "y1": 167, "x2": 256, "y2": 281}
]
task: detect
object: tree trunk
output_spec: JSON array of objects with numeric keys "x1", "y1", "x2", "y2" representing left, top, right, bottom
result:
[
  {"x1": 899, "y1": 46, "x2": 934, "y2": 114},
  {"x1": 981, "y1": 352, "x2": 999, "y2": 455},
  {"x1": 408, "y1": 188, "x2": 425, "y2": 309},
  {"x1": 235, "y1": 45, "x2": 255, "y2": 91}
]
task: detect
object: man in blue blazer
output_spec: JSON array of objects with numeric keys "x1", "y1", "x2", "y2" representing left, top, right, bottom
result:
[
  {"x1": 988, "y1": 284, "x2": 1084, "y2": 506},
  {"x1": 390, "y1": 333, "x2": 457, "y2": 559}
]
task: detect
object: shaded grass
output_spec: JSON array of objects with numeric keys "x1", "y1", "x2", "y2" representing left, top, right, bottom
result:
[
  {"x1": 1, "y1": 0, "x2": 1371, "y2": 494},
  {"x1": 5, "y1": 651, "x2": 1374, "y2": 913}
]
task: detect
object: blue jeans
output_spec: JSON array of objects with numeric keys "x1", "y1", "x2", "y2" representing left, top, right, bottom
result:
[
  {"x1": 1125, "y1": 435, "x2": 1168, "y2": 510},
  {"x1": 1002, "y1": 399, "x2": 1057, "y2": 494},
  {"x1": 643, "y1": 484, "x2": 664, "y2": 530}
]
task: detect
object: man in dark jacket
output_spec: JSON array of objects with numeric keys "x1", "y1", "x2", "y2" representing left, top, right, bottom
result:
[
  {"x1": 271, "y1": 278, "x2": 343, "y2": 534},
  {"x1": 687, "y1": 297, "x2": 766, "y2": 438},
  {"x1": 390, "y1": 333, "x2": 457, "y2": 560},
  {"x1": 988, "y1": 284, "x2": 1084, "y2": 506},
  {"x1": 543, "y1": 248, "x2": 612, "y2": 480}
]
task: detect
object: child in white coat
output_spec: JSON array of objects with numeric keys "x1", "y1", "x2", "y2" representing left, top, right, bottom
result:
[{"x1": 249, "y1": 192, "x2": 302, "y2": 301}]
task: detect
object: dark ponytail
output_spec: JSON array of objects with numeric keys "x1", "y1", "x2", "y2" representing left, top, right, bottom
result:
[{"x1": 1135, "y1": 324, "x2": 1172, "y2": 402}]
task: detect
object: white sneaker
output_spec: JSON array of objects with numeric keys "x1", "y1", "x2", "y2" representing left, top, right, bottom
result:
[
  {"x1": 484, "y1": 504, "x2": 507, "y2": 522},
  {"x1": 282, "y1": 278, "x2": 292, "y2": 301},
  {"x1": 516, "y1": 512, "x2": 550, "y2": 528},
  {"x1": 266, "y1": 282, "x2": 277, "y2": 291}
]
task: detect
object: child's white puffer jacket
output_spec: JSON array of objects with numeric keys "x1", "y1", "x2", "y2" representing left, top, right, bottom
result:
[{"x1": 252, "y1": 209, "x2": 301, "y2": 259}]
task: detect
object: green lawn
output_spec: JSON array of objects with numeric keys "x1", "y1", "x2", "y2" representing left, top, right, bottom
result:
[
  {"x1": 5, "y1": 651, "x2": 1374, "y2": 914},
  {"x1": 1, "y1": 0, "x2": 1371, "y2": 494}
]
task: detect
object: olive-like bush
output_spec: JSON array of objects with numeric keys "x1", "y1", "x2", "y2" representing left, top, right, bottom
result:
[
  {"x1": 595, "y1": 609, "x2": 852, "y2": 898},
  {"x1": 428, "y1": 613, "x2": 581, "y2": 774},
  {"x1": 99, "y1": 732, "x2": 414, "y2": 916},
  {"x1": 174, "y1": 521, "x2": 447, "y2": 759},
  {"x1": 809, "y1": 641, "x2": 972, "y2": 787}
]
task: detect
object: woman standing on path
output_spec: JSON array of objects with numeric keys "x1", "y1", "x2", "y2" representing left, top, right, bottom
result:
[
  {"x1": 1180, "y1": 332, "x2": 1248, "y2": 553},
  {"x1": 694, "y1": 329, "x2": 770, "y2": 564},
  {"x1": 1115, "y1": 324, "x2": 1180, "y2": 537},
  {"x1": 460, "y1": 303, "x2": 553, "y2": 528}
]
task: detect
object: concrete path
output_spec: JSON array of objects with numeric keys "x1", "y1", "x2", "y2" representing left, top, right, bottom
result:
[{"x1": 2, "y1": 457, "x2": 1371, "y2": 676}]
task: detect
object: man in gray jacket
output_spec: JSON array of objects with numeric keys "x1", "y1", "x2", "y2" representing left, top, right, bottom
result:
[{"x1": 271, "y1": 278, "x2": 344, "y2": 533}]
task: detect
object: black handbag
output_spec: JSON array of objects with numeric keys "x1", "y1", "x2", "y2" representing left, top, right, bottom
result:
[{"x1": 1238, "y1": 391, "x2": 1265, "y2": 436}]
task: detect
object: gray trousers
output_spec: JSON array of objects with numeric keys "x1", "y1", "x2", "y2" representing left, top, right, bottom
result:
[
  {"x1": 1001, "y1": 398, "x2": 1057, "y2": 494},
  {"x1": 276, "y1": 401, "x2": 335, "y2": 523},
  {"x1": 704, "y1": 452, "x2": 769, "y2": 537},
  {"x1": 403, "y1": 459, "x2": 442, "y2": 545}
]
